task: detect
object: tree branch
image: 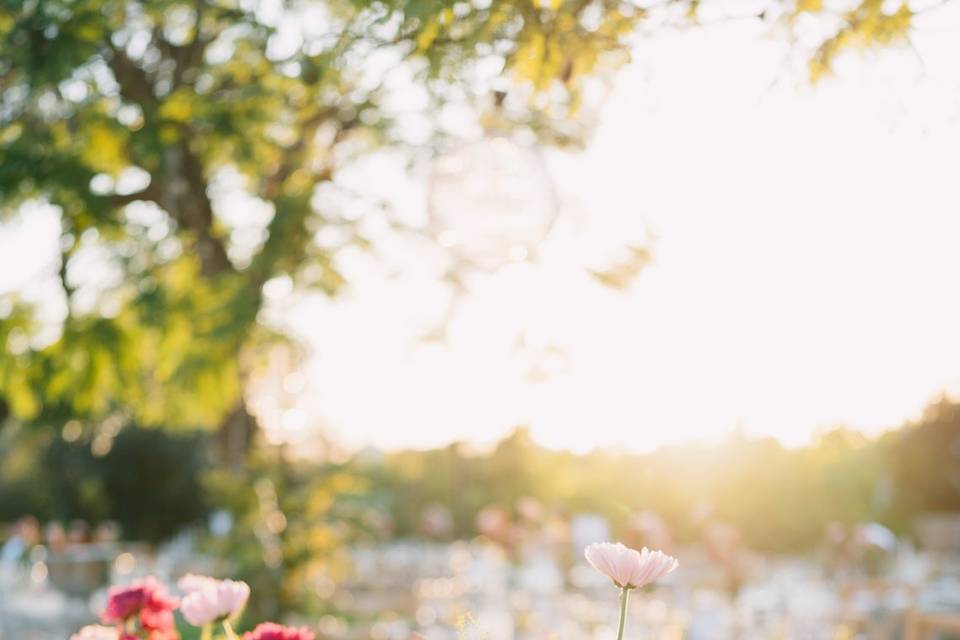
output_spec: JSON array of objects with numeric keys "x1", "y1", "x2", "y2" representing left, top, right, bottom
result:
[
  {"x1": 260, "y1": 106, "x2": 340, "y2": 200},
  {"x1": 165, "y1": 135, "x2": 234, "y2": 277},
  {"x1": 105, "y1": 42, "x2": 157, "y2": 107},
  {"x1": 109, "y1": 184, "x2": 163, "y2": 207}
]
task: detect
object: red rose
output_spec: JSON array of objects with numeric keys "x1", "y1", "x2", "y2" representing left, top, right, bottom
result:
[
  {"x1": 101, "y1": 577, "x2": 179, "y2": 637},
  {"x1": 242, "y1": 623, "x2": 316, "y2": 640}
]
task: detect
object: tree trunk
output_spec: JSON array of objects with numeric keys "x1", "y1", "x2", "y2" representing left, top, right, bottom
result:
[{"x1": 216, "y1": 399, "x2": 257, "y2": 470}]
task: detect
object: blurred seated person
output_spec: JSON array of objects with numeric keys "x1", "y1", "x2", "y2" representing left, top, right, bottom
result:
[
  {"x1": 68, "y1": 520, "x2": 92, "y2": 545},
  {"x1": 476, "y1": 505, "x2": 522, "y2": 557},
  {"x1": 0, "y1": 515, "x2": 40, "y2": 566},
  {"x1": 852, "y1": 522, "x2": 897, "y2": 579},
  {"x1": 420, "y1": 504, "x2": 454, "y2": 540},
  {"x1": 94, "y1": 521, "x2": 120, "y2": 545},
  {"x1": 516, "y1": 497, "x2": 545, "y2": 524},
  {"x1": 703, "y1": 520, "x2": 750, "y2": 597},
  {"x1": 823, "y1": 521, "x2": 852, "y2": 580},
  {"x1": 45, "y1": 521, "x2": 68, "y2": 553}
]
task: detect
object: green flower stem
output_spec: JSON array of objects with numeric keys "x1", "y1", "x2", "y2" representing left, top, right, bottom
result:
[
  {"x1": 223, "y1": 620, "x2": 239, "y2": 640},
  {"x1": 201, "y1": 625, "x2": 213, "y2": 640},
  {"x1": 616, "y1": 587, "x2": 630, "y2": 640}
]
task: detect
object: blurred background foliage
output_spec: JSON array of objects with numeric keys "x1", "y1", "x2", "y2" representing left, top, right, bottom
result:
[
  {"x1": 0, "y1": 0, "x2": 933, "y2": 463},
  {"x1": 2, "y1": 393, "x2": 959, "y2": 555},
  {"x1": 369, "y1": 395, "x2": 960, "y2": 552},
  {"x1": 0, "y1": 422, "x2": 210, "y2": 541}
]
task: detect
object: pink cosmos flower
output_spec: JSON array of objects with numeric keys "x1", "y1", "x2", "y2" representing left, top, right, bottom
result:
[
  {"x1": 242, "y1": 623, "x2": 316, "y2": 640},
  {"x1": 584, "y1": 542, "x2": 678, "y2": 589},
  {"x1": 177, "y1": 573, "x2": 220, "y2": 594},
  {"x1": 71, "y1": 626, "x2": 119, "y2": 640},
  {"x1": 179, "y1": 576, "x2": 250, "y2": 626},
  {"x1": 101, "y1": 576, "x2": 179, "y2": 629}
]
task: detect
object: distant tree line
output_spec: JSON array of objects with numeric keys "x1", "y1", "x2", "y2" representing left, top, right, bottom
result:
[
  {"x1": 367, "y1": 396, "x2": 960, "y2": 551},
  {"x1": 2, "y1": 395, "x2": 958, "y2": 553}
]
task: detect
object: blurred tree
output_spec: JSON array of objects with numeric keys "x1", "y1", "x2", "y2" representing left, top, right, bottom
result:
[
  {"x1": 0, "y1": 0, "x2": 934, "y2": 465},
  {"x1": 99, "y1": 425, "x2": 211, "y2": 540},
  {"x1": 0, "y1": 0, "x2": 657, "y2": 463},
  {"x1": 891, "y1": 396, "x2": 960, "y2": 516},
  {"x1": 0, "y1": 423, "x2": 209, "y2": 542}
]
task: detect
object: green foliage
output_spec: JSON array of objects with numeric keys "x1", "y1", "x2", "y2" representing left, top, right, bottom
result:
[
  {"x1": 890, "y1": 396, "x2": 960, "y2": 515},
  {"x1": 202, "y1": 450, "x2": 371, "y2": 621},
  {"x1": 1, "y1": 256, "x2": 248, "y2": 428},
  {"x1": 0, "y1": 423, "x2": 210, "y2": 542}
]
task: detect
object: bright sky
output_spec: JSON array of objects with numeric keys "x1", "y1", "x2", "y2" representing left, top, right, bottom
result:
[
  {"x1": 5, "y1": 14, "x2": 960, "y2": 453},
  {"x1": 282, "y1": 16, "x2": 960, "y2": 452}
]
